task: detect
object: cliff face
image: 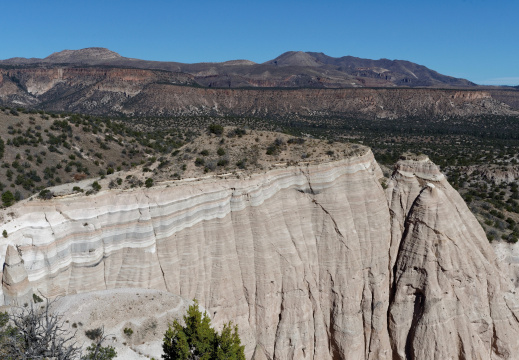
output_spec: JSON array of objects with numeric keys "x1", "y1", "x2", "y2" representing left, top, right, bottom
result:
[
  {"x1": 126, "y1": 86, "x2": 514, "y2": 119},
  {"x1": 1, "y1": 67, "x2": 517, "y2": 117},
  {"x1": 1, "y1": 151, "x2": 518, "y2": 359}
]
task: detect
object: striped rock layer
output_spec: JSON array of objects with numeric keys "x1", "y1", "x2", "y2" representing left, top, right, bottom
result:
[{"x1": 1, "y1": 150, "x2": 519, "y2": 359}]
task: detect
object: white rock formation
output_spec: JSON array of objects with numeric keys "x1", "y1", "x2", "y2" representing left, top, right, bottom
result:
[
  {"x1": 2, "y1": 244, "x2": 32, "y2": 305},
  {"x1": 1, "y1": 149, "x2": 518, "y2": 359},
  {"x1": 387, "y1": 159, "x2": 519, "y2": 359}
]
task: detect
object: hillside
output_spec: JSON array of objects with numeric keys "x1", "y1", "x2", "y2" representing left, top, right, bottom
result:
[{"x1": 0, "y1": 108, "x2": 188, "y2": 202}]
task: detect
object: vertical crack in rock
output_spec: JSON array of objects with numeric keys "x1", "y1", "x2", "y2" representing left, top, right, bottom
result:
[
  {"x1": 43, "y1": 212, "x2": 55, "y2": 235},
  {"x1": 302, "y1": 167, "x2": 315, "y2": 195},
  {"x1": 143, "y1": 192, "x2": 168, "y2": 291}
]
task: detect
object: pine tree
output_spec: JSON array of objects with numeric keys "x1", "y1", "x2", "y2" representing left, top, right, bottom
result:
[{"x1": 162, "y1": 300, "x2": 245, "y2": 360}]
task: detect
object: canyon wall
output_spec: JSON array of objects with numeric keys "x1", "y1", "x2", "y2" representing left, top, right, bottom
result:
[
  {"x1": 1, "y1": 150, "x2": 519, "y2": 359},
  {"x1": 1, "y1": 68, "x2": 517, "y2": 117}
]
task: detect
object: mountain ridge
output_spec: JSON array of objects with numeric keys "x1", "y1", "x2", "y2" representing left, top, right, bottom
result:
[
  {"x1": 1, "y1": 47, "x2": 475, "y2": 88},
  {"x1": 2, "y1": 47, "x2": 519, "y2": 117}
]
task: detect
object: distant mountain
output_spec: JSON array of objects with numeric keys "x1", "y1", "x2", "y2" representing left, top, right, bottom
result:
[
  {"x1": 45, "y1": 47, "x2": 121, "y2": 63},
  {"x1": 1, "y1": 47, "x2": 476, "y2": 88},
  {"x1": 265, "y1": 51, "x2": 322, "y2": 67}
]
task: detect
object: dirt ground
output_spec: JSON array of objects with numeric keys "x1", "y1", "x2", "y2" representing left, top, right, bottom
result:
[{"x1": 51, "y1": 288, "x2": 194, "y2": 359}]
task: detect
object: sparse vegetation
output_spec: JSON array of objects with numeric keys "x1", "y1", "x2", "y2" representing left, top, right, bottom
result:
[
  {"x1": 123, "y1": 327, "x2": 133, "y2": 337},
  {"x1": 0, "y1": 106, "x2": 518, "y2": 246},
  {"x1": 91, "y1": 181, "x2": 101, "y2": 192},
  {"x1": 208, "y1": 124, "x2": 224, "y2": 135}
]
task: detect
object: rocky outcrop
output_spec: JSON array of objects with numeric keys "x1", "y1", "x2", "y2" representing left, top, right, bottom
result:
[
  {"x1": 2, "y1": 245, "x2": 32, "y2": 305},
  {"x1": 464, "y1": 164, "x2": 519, "y2": 184},
  {"x1": 1, "y1": 151, "x2": 519, "y2": 359},
  {"x1": 387, "y1": 157, "x2": 519, "y2": 359},
  {"x1": 0, "y1": 67, "x2": 195, "y2": 111}
]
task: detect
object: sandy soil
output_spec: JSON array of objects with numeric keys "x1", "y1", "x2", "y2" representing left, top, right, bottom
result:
[{"x1": 51, "y1": 288, "x2": 194, "y2": 359}]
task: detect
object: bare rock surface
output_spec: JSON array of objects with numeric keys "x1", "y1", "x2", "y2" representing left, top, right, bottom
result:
[
  {"x1": 387, "y1": 156, "x2": 519, "y2": 359},
  {"x1": 2, "y1": 244, "x2": 32, "y2": 305},
  {"x1": 1, "y1": 150, "x2": 519, "y2": 359}
]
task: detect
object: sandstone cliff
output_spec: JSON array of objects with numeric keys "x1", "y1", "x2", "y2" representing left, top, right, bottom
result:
[{"x1": 1, "y1": 150, "x2": 518, "y2": 359}]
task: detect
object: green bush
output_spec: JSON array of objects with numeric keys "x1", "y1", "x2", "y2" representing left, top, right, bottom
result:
[
  {"x1": 123, "y1": 327, "x2": 133, "y2": 337},
  {"x1": 92, "y1": 181, "x2": 102, "y2": 191},
  {"x1": 217, "y1": 159, "x2": 229, "y2": 167},
  {"x1": 1, "y1": 191, "x2": 15, "y2": 207},
  {"x1": 145, "y1": 178, "x2": 154, "y2": 188},
  {"x1": 208, "y1": 124, "x2": 224, "y2": 135},
  {"x1": 38, "y1": 189, "x2": 53, "y2": 200}
]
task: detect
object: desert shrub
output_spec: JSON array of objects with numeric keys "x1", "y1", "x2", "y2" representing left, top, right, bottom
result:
[
  {"x1": 123, "y1": 327, "x2": 133, "y2": 337},
  {"x1": 38, "y1": 189, "x2": 53, "y2": 200},
  {"x1": 1, "y1": 191, "x2": 15, "y2": 207},
  {"x1": 217, "y1": 159, "x2": 229, "y2": 167},
  {"x1": 91, "y1": 181, "x2": 101, "y2": 191},
  {"x1": 205, "y1": 161, "x2": 217, "y2": 172},
  {"x1": 227, "y1": 128, "x2": 246, "y2": 138},
  {"x1": 208, "y1": 124, "x2": 224, "y2": 135},
  {"x1": 266, "y1": 145, "x2": 278, "y2": 155},
  {"x1": 287, "y1": 137, "x2": 305, "y2": 145},
  {"x1": 85, "y1": 327, "x2": 103, "y2": 341},
  {"x1": 236, "y1": 159, "x2": 247, "y2": 169}
]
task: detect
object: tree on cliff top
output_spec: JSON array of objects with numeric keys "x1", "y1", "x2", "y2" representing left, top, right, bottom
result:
[{"x1": 162, "y1": 300, "x2": 245, "y2": 360}]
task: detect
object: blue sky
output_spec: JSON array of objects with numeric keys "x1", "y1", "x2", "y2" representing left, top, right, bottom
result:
[{"x1": 1, "y1": 0, "x2": 517, "y2": 85}]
